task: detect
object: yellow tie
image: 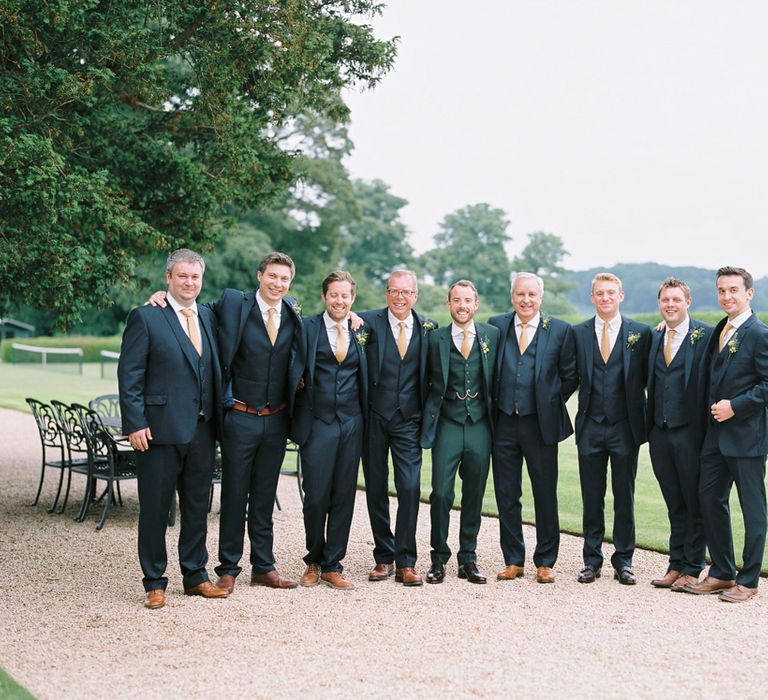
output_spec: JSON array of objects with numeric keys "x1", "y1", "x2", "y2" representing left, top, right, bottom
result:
[
  {"x1": 180, "y1": 308, "x2": 202, "y2": 356},
  {"x1": 519, "y1": 322, "x2": 529, "y2": 354},
  {"x1": 397, "y1": 321, "x2": 407, "y2": 359},
  {"x1": 266, "y1": 307, "x2": 277, "y2": 346},
  {"x1": 600, "y1": 321, "x2": 611, "y2": 363},
  {"x1": 664, "y1": 328, "x2": 676, "y2": 366},
  {"x1": 719, "y1": 322, "x2": 733, "y2": 352},
  {"x1": 335, "y1": 323, "x2": 347, "y2": 363},
  {"x1": 460, "y1": 329, "x2": 471, "y2": 360}
]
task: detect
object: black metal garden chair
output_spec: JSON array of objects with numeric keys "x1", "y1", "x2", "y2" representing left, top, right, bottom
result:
[{"x1": 26, "y1": 398, "x2": 70, "y2": 513}]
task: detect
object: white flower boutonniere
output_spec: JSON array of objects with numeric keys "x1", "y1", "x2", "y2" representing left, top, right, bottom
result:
[
  {"x1": 422, "y1": 320, "x2": 436, "y2": 334},
  {"x1": 728, "y1": 333, "x2": 740, "y2": 355},
  {"x1": 289, "y1": 300, "x2": 302, "y2": 317},
  {"x1": 480, "y1": 336, "x2": 491, "y2": 355},
  {"x1": 354, "y1": 329, "x2": 370, "y2": 347},
  {"x1": 626, "y1": 332, "x2": 641, "y2": 349},
  {"x1": 689, "y1": 327, "x2": 705, "y2": 345},
  {"x1": 540, "y1": 315, "x2": 551, "y2": 330}
]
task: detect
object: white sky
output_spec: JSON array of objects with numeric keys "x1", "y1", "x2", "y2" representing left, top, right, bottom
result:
[{"x1": 343, "y1": 0, "x2": 768, "y2": 275}]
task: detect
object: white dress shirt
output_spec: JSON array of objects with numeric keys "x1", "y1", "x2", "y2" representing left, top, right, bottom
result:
[
  {"x1": 515, "y1": 312, "x2": 540, "y2": 345},
  {"x1": 594, "y1": 314, "x2": 622, "y2": 354},
  {"x1": 451, "y1": 321, "x2": 476, "y2": 353},
  {"x1": 388, "y1": 310, "x2": 413, "y2": 344},
  {"x1": 256, "y1": 291, "x2": 281, "y2": 332},
  {"x1": 323, "y1": 311, "x2": 349, "y2": 354},
  {"x1": 166, "y1": 292, "x2": 201, "y2": 341},
  {"x1": 664, "y1": 316, "x2": 689, "y2": 363}
]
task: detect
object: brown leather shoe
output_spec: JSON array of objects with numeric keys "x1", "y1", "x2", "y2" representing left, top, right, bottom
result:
[
  {"x1": 184, "y1": 580, "x2": 229, "y2": 598},
  {"x1": 368, "y1": 563, "x2": 395, "y2": 581},
  {"x1": 320, "y1": 571, "x2": 355, "y2": 590},
  {"x1": 682, "y1": 575, "x2": 735, "y2": 595},
  {"x1": 300, "y1": 563, "x2": 321, "y2": 588},
  {"x1": 650, "y1": 569, "x2": 681, "y2": 588},
  {"x1": 251, "y1": 569, "x2": 298, "y2": 589},
  {"x1": 216, "y1": 574, "x2": 236, "y2": 594},
  {"x1": 395, "y1": 567, "x2": 423, "y2": 586},
  {"x1": 144, "y1": 589, "x2": 165, "y2": 609},
  {"x1": 536, "y1": 566, "x2": 555, "y2": 584},
  {"x1": 719, "y1": 584, "x2": 758, "y2": 603},
  {"x1": 670, "y1": 574, "x2": 700, "y2": 591},
  {"x1": 497, "y1": 564, "x2": 524, "y2": 580}
]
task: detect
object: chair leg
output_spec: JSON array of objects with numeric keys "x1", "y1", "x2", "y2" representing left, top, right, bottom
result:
[
  {"x1": 56, "y1": 469, "x2": 73, "y2": 514},
  {"x1": 75, "y1": 476, "x2": 93, "y2": 523},
  {"x1": 47, "y1": 468, "x2": 65, "y2": 514},
  {"x1": 116, "y1": 481, "x2": 124, "y2": 507},
  {"x1": 97, "y1": 480, "x2": 111, "y2": 530},
  {"x1": 31, "y1": 461, "x2": 46, "y2": 507},
  {"x1": 275, "y1": 493, "x2": 282, "y2": 511}
]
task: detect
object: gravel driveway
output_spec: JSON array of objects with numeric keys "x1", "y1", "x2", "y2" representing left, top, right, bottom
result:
[{"x1": 1, "y1": 407, "x2": 765, "y2": 699}]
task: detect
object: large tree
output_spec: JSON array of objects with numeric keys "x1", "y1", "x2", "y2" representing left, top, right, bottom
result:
[{"x1": 0, "y1": 1, "x2": 396, "y2": 327}]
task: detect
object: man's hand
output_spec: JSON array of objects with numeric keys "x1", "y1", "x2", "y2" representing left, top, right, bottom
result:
[
  {"x1": 144, "y1": 291, "x2": 167, "y2": 307},
  {"x1": 349, "y1": 310, "x2": 364, "y2": 331},
  {"x1": 655, "y1": 320, "x2": 666, "y2": 332},
  {"x1": 128, "y1": 427, "x2": 153, "y2": 451},
  {"x1": 710, "y1": 400, "x2": 735, "y2": 423}
]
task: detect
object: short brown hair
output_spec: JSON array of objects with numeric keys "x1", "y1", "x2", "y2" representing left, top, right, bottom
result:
[
  {"x1": 448, "y1": 279, "x2": 478, "y2": 300},
  {"x1": 259, "y1": 251, "x2": 295, "y2": 278},
  {"x1": 166, "y1": 248, "x2": 205, "y2": 273},
  {"x1": 716, "y1": 266, "x2": 753, "y2": 291},
  {"x1": 657, "y1": 277, "x2": 691, "y2": 300},
  {"x1": 322, "y1": 270, "x2": 356, "y2": 296},
  {"x1": 591, "y1": 272, "x2": 622, "y2": 292}
]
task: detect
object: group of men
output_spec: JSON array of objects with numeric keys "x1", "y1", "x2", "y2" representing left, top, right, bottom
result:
[{"x1": 118, "y1": 250, "x2": 768, "y2": 609}]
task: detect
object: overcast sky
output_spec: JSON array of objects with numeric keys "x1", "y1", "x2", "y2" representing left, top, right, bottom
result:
[{"x1": 342, "y1": 0, "x2": 768, "y2": 276}]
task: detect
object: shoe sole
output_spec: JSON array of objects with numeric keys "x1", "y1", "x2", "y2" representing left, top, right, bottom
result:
[
  {"x1": 614, "y1": 575, "x2": 636, "y2": 585},
  {"x1": 320, "y1": 580, "x2": 355, "y2": 590},
  {"x1": 299, "y1": 579, "x2": 320, "y2": 588},
  {"x1": 368, "y1": 572, "x2": 395, "y2": 582},
  {"x1": 497, "y1": 573, "x2": 524, "y2": 581},
  {"x1": 578, "y1": 571, "x2": 601, "y2": 584},
  {"x1": 536, "y1": 578, "x2": 555, "y2": 584}
]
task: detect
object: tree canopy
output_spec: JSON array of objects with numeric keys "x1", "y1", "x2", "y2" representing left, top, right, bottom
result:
[{"x1": 0, "y1": 0, "x2": 397, "y2": 327}]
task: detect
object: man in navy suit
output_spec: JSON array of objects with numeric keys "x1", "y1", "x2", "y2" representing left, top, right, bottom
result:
[
  {"x1": 489, "y1": 272, "x2": 578, "y2": 584},
  {"x1": 572, "y1": 272, "x2": 650, "y2": 585},
  {"x1": 119, "y1": 249, "x2": 228, "y2": 609},
  {"x1": 684, "y1": 266, "x2": 768, "y2": 603},
  {"x1": 646, "y1": 278, "x2": 712, "y2": 591},
  {"x1": 291, "y1": 271, "x2": 368, "y2": 590},
  {"x1": 359, "y1": 270, "x2": 437, "y2": 587}
]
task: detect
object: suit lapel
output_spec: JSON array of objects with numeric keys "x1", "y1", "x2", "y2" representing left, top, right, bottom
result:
[
  {"x1": 307, "y1": 315, "x2": 322, "y2": 387},
  {"x1": 439, "y1": 327, "x2": 451, "y2": 390},
  {"x1": 648, "y1": 328, "x2": 663, "y2": 393},
  {"x1": 238, "y1": 291, "x2": 258, "y2": 348},
  {"x1": 683, "y1": 323, "x2": 696, "y2": 389},
  {"x1": 716, "y1": 313, "x2": 756, "y2": 386},
  {"x1": 376, "y1": 310, "x2": 388, "y2": 370},
  {"x1": 162, "y1": 304, "x2": 200, "y2": 374},
  {"x1": 534, "y1": 316, "x2": 550, "y2": 380},
  {"x1": 584, "y1": 319, "x2": 595, "y2": 385},
  {"x1": 621, "y1": 317, "x2": 631, "y2": 381},
  {"x1": 495, "y1": 314, "x2": 513, "y2": 378}
]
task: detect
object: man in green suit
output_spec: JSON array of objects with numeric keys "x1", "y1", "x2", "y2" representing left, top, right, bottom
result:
[{"x1": 421, "y1": 280, "x2": 499, "y2": 584}]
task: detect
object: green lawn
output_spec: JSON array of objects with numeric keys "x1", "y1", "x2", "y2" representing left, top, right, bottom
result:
[
  {"x1": 0, "y1": 669, "x2": 35, "y2": 700},
  {"x1": 2, "y1": 360, "x2": 765, "y2": 569}
]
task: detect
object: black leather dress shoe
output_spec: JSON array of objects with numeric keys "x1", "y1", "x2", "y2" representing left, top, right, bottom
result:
[
  {"x1": 426, "y1": 563, "x2": 446, "y2": 584},
  {"x1": 577, "y1": 565, "x2": 602, "y2": 584},
  {"x1": 458, "y1": 562, "x2": 487, "y2": 584},
  {"x1": 614, "y1": 566, "x2": 636, "y2": 585}
]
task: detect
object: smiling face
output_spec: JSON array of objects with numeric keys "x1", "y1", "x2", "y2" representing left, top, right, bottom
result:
[
  {"x1": 591, "y1": 279, "x2": 624, "y2": 321},
  {"x1": 447, "y1": 284, "x2": 479, "y2": 329},
  {"x1": 385, "y1": 272, "x2": 418, "y2": 321},
  {"x1": 511, "y1": 277, "x2": 542, "y2": 324},
  {"x1": 717, "y1": 274, "x2": 753, "y2": 320},
  {"x1": 166, "y1": 261, "x2": 204, "y2": 307},
  {"x1": 322, "y1": 280, "x2": 355, "y2": 322},
  {"x1": 658, "y1": 286, "x2": 691, "y2": 328},
  {"x1": 257, "y1": 263, "x2": 293, "y2": 305}
]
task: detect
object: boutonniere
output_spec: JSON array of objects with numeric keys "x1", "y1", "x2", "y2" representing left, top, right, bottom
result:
[
  {"x1": 289, "y1": 300, "x2": 302, "y2": 317},
  {"x1": 689, "y1": 327, "x2": 705, "y2": 345},
  {"x1": 728, "y1": 333, "x2": 740, "y2": 355},
  {"x1": 626, "y1": 332, "x2": 641, "y2": 349},
  {"x1": 540, "y1": 315, "x2": 551, "y2": 330},
  {"x1": 480, "y1": 336, "x2": 491, "y2": 355},
  {"x1": 354, "y1": 329, "x2": 370, "y2": 347},
  {"x1": 422, "y1": 320, "x2": 436, "y2": 334}
]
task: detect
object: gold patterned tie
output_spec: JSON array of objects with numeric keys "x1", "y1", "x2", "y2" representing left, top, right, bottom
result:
[
  {"x1": 460, "y1": 329, "x2": 471, "y2": 360},
  {"x1": 664, "y1": 328, "x2": 676, "y2": 366},
  {"x1": 519, "y1": 322, "x2": 529, "y2": 354},
  {"x1": 266, "y1": 307, "x2": 277, "y2": 346},
  {"x1": 180, "y1": 308, "x2": 202, "y2": 356},
  {"x1": 397, "y1": 321, "x2": 407, "y2": 359},
  {"x1": 719, "y1": 322, "x2": 733, "y2": 352},
  {"x1": 335, "y1": 323, "x2": 347, "y2": 363},
  {"x1": 600, "y1": 321, "x2": 611, "y2": 363}
]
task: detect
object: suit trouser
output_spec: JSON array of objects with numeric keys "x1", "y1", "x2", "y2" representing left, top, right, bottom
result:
[
  {"x1": 300, "y1": 413, "x2": 363, "y2": 572},
  {"x1": 648, "y1": 424, "x2": 705, "y2": 576},
  {"x1": 577, "y1": 417, "x2": 638, "y2": 570},
  {"x1": 493, "y1": 412, "x2": 560, "y2": 568},
  {"x1": 215, "y1": 408, "x2": 289, "y2": 578},
  {"x1": 137, "y1": 419, "x2": 216, "y2": 592},
  {"x1": 429, "y1": 416, "x2": 492, "y2": 566},
  {"x1": 362, "y1": 410, "x2": 422, "y2": 568},
  {"x1": 700, "y1": 439, "x2": 767, "y2": 589}
]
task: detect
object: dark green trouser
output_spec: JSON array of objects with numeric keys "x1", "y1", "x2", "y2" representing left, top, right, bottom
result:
[{"x1": 429, "y1": 417, "x2": 492, "y2": 565}]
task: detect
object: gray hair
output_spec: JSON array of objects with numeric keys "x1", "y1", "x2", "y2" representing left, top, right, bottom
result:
[
  {"x1": 388, "y1": 269, "x2": 418, "y2": 292},
  {"x1": 510, "y1": 271, "x2": 544, "y2": 297},
  {"x1": 166, "y1": 248, "x2": 205, "y2": 274}
]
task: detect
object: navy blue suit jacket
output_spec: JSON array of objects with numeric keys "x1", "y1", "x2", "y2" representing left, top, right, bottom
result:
[
  {"x1": 573, "y1": 315, "x2": 651, "y2": 446},
  {"x1": 705, "y1": 312, "x2": 768, "y2": 457},
  {"x1": 489, "y1": 312, "x2": 578, "y2": 445},
  {"x1": 118, "y1": 303, "x2": 222, "y2": 444},
  {"x1": 290, "y1": 314, "x2": 369, "y2": 446}
]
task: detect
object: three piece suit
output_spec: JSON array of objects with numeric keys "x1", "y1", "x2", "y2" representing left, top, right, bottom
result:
[{"x1": 118, "y1": 299, "x2": 222, "y2": 592}]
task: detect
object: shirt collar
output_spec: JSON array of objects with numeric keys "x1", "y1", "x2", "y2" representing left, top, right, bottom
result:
[
  {"x1": 166, "y1": 292, "x2": 197, "y2": 316},
  {"x1": 452, "y1": 321, "x2": 476, "y2": 337},
  {"x1": 388, "y1": 310, "x2": 413, "y2": 330},
  {"x1": 516, "y1": 312, "x2": 540, "y2": 328},
  {"x1": 667, "y1": 316, "x2": 690, "y2": 337},
  {"x1": 729, "y1": 308, "x2": 752, "y2": 329},
  {"x1": 323, "y1": 311, "x2": 347, "y2": 330},
  {"x1": 595, "y1": 314, "x2": 621, "y2": 332},
  {"x1": 256, "y1": 290, "x2": 280, "y2": 316}
]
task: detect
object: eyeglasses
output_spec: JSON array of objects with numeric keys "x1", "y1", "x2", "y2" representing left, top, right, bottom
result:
[{"x1": 387, "y1": 289, "x2": 416, "y2": 298}]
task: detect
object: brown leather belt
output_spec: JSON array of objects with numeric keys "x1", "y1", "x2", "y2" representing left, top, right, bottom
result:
[{"x1": 232, "y1": 401, "x2": 288, "y2": 417}]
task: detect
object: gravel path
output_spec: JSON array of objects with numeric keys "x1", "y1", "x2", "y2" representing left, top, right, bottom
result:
[{"x1": 1, "y1": 406, "x2": 766, "y2": 699}]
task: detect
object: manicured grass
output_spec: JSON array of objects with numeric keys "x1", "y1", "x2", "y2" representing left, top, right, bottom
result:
[
  {"x1": 0, "y1": 668, "x2": 35, "y2": 700},
  {"x1": 3, "y1": 360, "x2": 765, "y2": 570}
]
